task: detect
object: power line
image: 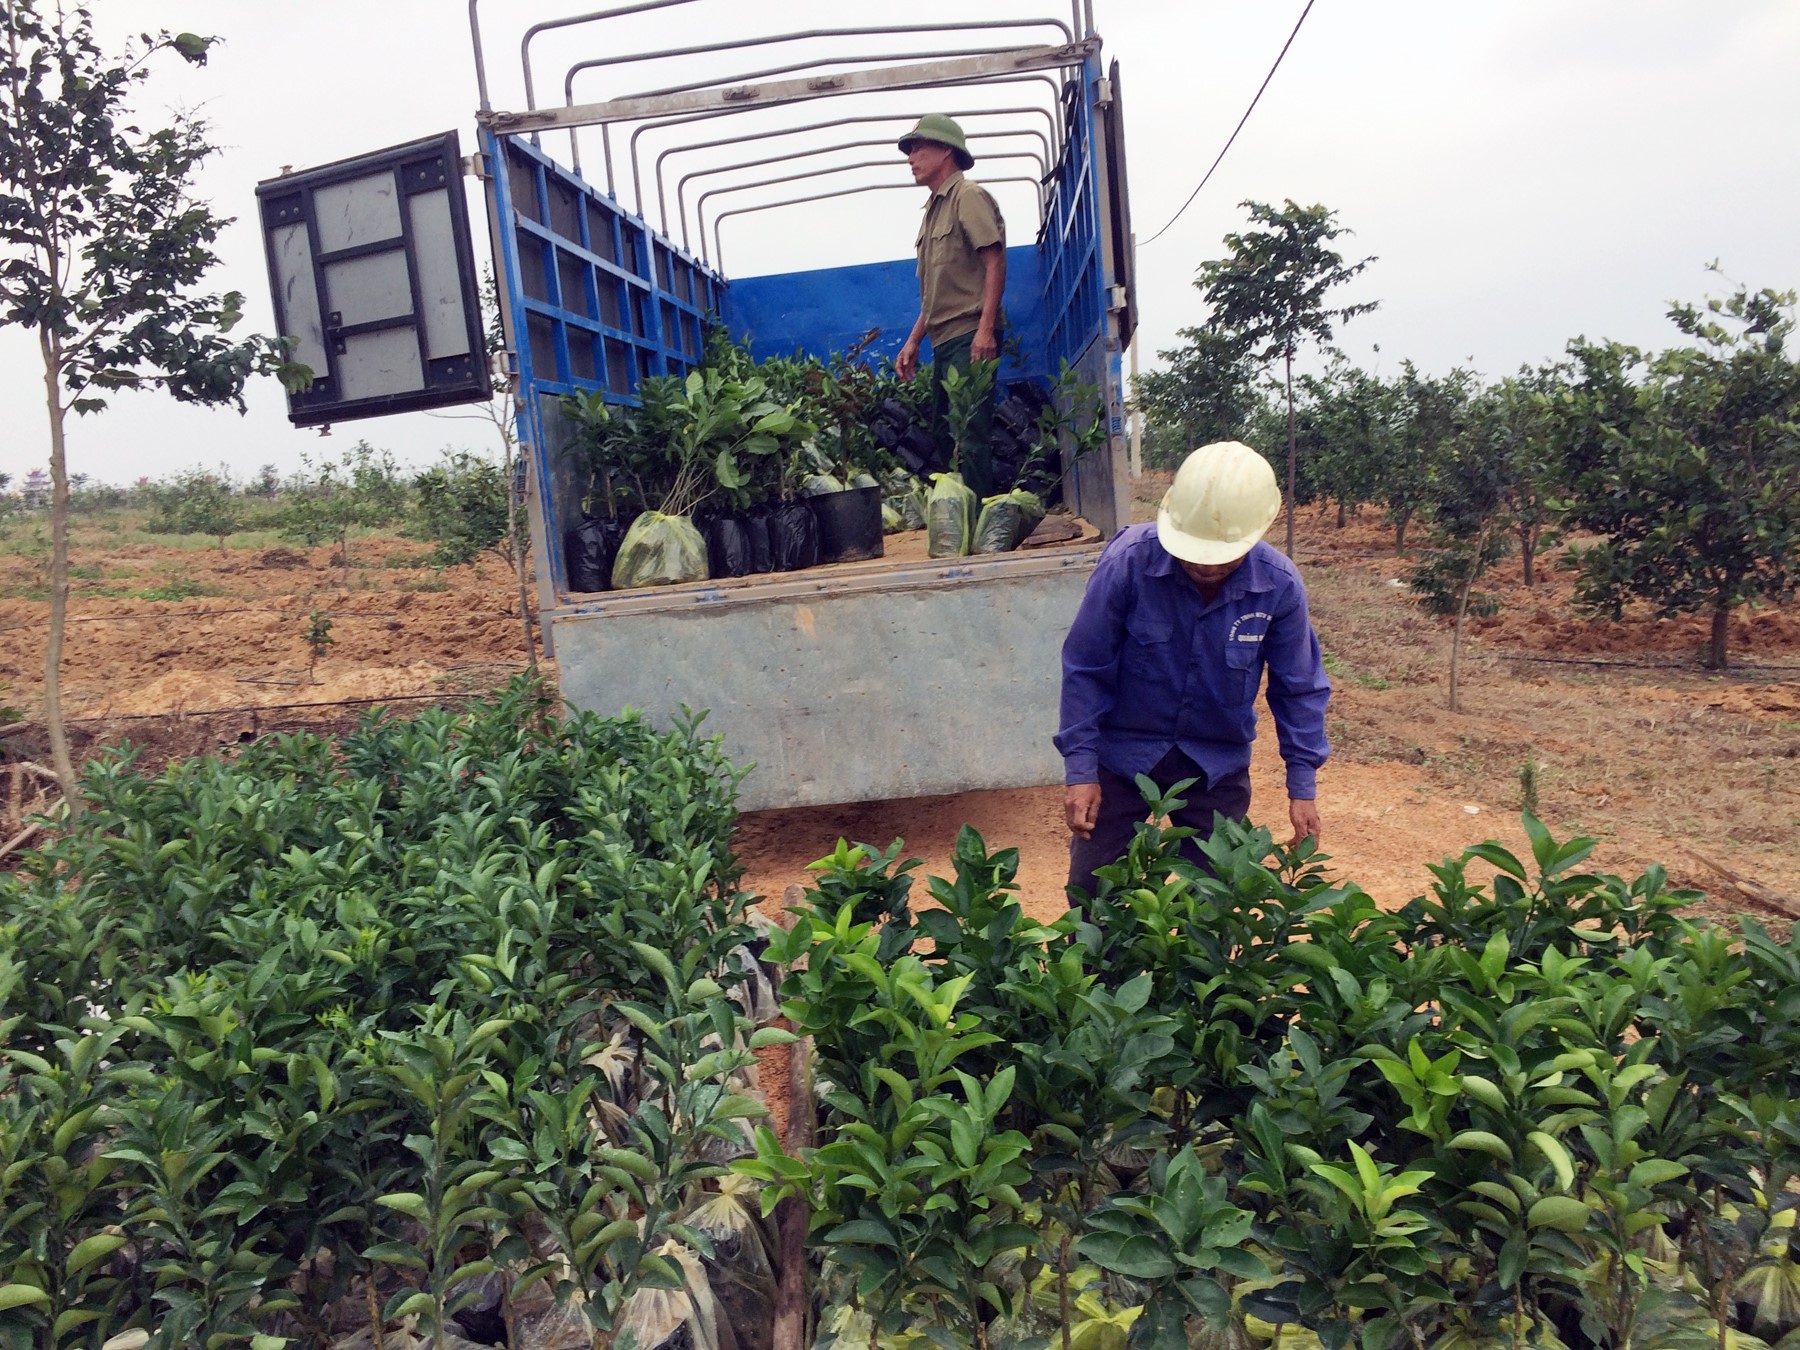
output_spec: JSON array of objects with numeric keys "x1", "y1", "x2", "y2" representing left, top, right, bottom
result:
[{"x1": 1141, "y1": 0, "x2": 1318, "y2": 248}]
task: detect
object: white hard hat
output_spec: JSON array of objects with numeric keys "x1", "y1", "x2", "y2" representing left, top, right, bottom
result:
[{"x1": 1155, "y1": 441, "x2": 1282, "y2": 565}]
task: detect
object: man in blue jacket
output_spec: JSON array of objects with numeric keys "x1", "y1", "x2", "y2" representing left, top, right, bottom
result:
[{"x1": 1055, "y1": 441, "x2": 1331, "y2": 895}]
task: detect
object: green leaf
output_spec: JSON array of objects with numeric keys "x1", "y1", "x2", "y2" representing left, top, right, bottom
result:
[
  {"x1": 823, "y1": 1219, "x2": 898, "y2": 1249},
  {"x1": 172, "y1": 32, "x2": 215, "y2": 62},
  {"x1": 384, "y1": 1289, "x2": 437, "y2": 1321},
  {"x1": 66, "y1": 1232, "x2": 128, "y2": 1275},
  {"x1": 1527, "y1": 1131, "x2": 1575, "y2": 1191},
  {"x1": 1527, "y1": 1195, "x2": 1590, "y2": 1234},
  {"x1": 1628, "y1": 1158, "x2": 1688, "y2": 1187},
  {"x1": 1447, "y1": 1130, "x2": 1513, "y2": 1162},
  {"x1": 375, "y1": 1192, "x2": 430, "y2": 1222},
  {"x1": 0, "y1": 1284, "x2": 50, "y2": 1311},
  {"x1": 1465, "y1": 842, "x2": 1528, "y2": 881},
  {"x1": 1498, "y1": 1229, "x2": 1530, "y2": 1289},
  {"x1": 1077, "y1": 1230, "x2": 1177, "y2": 1279},
  {"x1": 714, "y1": 451, "x2": 747, "y2": 490},
  {"x1": 1460, "y1": 1075, "x2": 1507, "y2": 1112},
  {"x1": 52, "y1": 1310, "x2": 102, "y2": 1340},
  {"x1": 363, "y1": 1241, "x2": 427, "y2": 1270},
  {"x1": 1132, "y1": 1298, "x2": 1189, "y2": 1349},
  {"x1": 630, "y1": 942, "x2": 679, "y2": 990},
  {"x1": 749, "y1": 1026, "x2": 799, "y2": 1049}
]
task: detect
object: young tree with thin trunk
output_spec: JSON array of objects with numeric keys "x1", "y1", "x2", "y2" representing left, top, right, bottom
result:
[
  {"x1": 0, "y1": 2, "x2": 306, "y2": 813},
  {"x1": 1194, "y1": 200, "x2": 1378, "y2": 554},
  {"x1": 1407, "y1": 382, "x2": 1513, "y2": 712}
]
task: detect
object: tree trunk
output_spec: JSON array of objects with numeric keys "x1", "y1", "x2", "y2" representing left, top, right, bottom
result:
[
  {"x1": 1336, "y1": 499, "x2": 1346, "y2": 529},
  {"x1": 1449, "y1": 520, "x2": 1491, "y2": 714},
  {"x1": 771, "y1": 1032, "x2": 815, "y2": 1350},
  {"x1": 1520, "y1": 526, "x2": 1536, "y2": 587},
  {"x1": 38, "y1": 326, "x2": 82, "y2": 819},
  {"x1": 506, "y1": 437, "x2": 537, "y2": 669},
  {"x1": 1284, "y1": 347, "x2": 1297, "y2": 556},
  {"x1": 1394, "y1": 512, "x2": 1410, "y2": 555},
  {"x1": 1709, "y1": 600, "x2": 1729, "y2": 671}
]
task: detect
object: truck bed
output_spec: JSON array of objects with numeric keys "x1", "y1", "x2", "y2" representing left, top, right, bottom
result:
[{"x1": 551, "y1": 536, "x2": 1102, "y2": 809}]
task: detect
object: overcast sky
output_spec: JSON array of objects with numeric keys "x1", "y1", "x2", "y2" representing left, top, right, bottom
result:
[{"x1": 4, "y1": 0, "x2": 1797, "y2": 487}]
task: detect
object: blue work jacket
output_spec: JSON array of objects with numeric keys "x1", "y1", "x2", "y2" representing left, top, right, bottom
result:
[{"x1": 1054, "y1": 526, "x2": 1331, "y2": 798}]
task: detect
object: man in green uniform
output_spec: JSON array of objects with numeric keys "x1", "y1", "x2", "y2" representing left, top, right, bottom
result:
[{"x1": 894, "y1": 114, "x2": 1006, "y2": 500}]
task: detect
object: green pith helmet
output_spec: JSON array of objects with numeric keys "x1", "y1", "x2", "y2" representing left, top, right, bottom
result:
[{"x1": 898, "y1": 114, "x2": 974, "y2": 171}]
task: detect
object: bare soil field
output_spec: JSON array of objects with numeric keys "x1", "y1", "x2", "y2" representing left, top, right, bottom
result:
[{"x1": 3, "y1": 491, "x2": 1796, "y2": 924}]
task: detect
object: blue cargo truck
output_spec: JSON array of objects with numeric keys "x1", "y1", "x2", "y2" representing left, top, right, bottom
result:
[{"x1": 257, "y1": 5, "x2": 1136, "y2": 809}]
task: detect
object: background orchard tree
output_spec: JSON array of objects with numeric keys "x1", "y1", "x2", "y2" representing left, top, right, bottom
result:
[
  {"x1": 0, "y1": 1, "x2": 307, "y2": 811},
  {"x1": 410, "y1": 451, "x2": 510, "y2": 567},
  {"x1": 1408, "y1": 380, "x2": 1514, "y2": 712},
  {"x1": 1492, "y1": 364, "x2": 1568, "y2": 586},
  {"x1": 280, "y1": 441, "x2": 406, "y2": 581},
  {"x1": 1384, "y1": 362, "x2": 1474, "y2": 555},
  {"x1": 1567, "y1": 277, "x2": 1800, "y2": 670},
  {"x1": 1297, "y1": 357, "x2": 1392, "y2": 529},
  {"x1": 145, "y1": 466, "x2": 243, "y2": 554},
  {"x1": 1132, "y1": 325, "x2": 1266, "y2": 459},
  {"x1": 1194, "y1": 199, "x2": 1378, "y2": 554}
]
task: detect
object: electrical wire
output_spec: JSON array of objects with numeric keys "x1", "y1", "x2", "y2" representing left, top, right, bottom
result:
[{"x1": 1140, "y1": 0, "x2": 1318, "y2": 248}]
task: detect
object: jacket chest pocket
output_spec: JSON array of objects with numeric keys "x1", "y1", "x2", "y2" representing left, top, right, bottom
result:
[
  {"x1": 1224, "y1": 640, "x2": 1260, "y2": 697},
  {"x1": 1122, "y1": 614, "x2": 1175, "y2": 687}
]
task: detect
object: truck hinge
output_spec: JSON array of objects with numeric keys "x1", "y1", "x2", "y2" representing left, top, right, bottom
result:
[
  {"x1": 1094, "y1": 76, "x2": 1114, "y2": 108},
  {"x1": 463, "y1": 152, "x2": 492, "y2": 181},
  {"x1": 1107, "y1": 284, "x2": 1128, "y2": 310}
]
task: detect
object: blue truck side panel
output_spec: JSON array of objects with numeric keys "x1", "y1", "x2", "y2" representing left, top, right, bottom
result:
[
  {"x1": 727, "y1": 244, "x2": 1046, "y2": 386},
  {"x1": 484, "y1": 128, "x2": 727, "y2": 592}
]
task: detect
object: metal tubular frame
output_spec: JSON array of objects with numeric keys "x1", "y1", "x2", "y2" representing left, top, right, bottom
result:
[
  {"x1": 675, "y1": 128, "x2": 1051, "y2": 255},
  {"x1": 632, "y1": 72, "x2": 1072, "y2": 231},
  {"x1": 489, "y1": 44, "x2": 1091, "y2": 136},
  {"x1": 696, "y1": 151, "x2": 1047, "y2": 265},
  {"x1": 521, "y1": 0, "x2": 700, "y2": 111},
  {"x1": 710, "y1": 175, "x2": 1043, "y2": 272},
  {"x1": 471, "y1": 0, "x2": 1097, "y2": 115},
  {"x1": 556, "y1": 19, "x2": 1072, "y2": 178},
  {"x1": 655, "y1": 108, "x2": 1056, "y2": 235},
  {"x1": 565, "y1": 41, "x2": 1077, "y2": 196}
]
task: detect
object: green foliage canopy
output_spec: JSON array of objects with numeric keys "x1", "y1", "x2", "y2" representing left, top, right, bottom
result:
[{"x1": 1565, "y1": 278, "x2": 1800, "y2": 669}]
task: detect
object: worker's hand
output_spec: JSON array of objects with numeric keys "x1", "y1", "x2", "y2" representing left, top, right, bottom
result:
[
  {"x1": 1065, "y1": 782, "x2": 1102, "y2": 840},
  {"x1": 897, "y1": 339, "x2": 921, "y2": 382},
  {"x1": 1289, "y1": 797, "x2": 1322, "y2": 845},
  {"x1": 971, "y1": 325, "x2": 999, "y2": 362}
]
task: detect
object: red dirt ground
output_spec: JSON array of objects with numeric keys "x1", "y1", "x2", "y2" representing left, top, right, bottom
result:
[{"x1": 3, "y1": 498, "x2": 1797, "y2": 925}]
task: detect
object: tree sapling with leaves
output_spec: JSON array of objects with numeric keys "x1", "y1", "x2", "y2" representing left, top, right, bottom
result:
[
  {"x1": 0, "y1": 1, "x2": 311, "y2": 811},
  {"x1": 1193, "y1": 199, "x2": 1378, "y2": 555},
  {"x1": 303, "y1": 608, "x2": 333, "y2": 681}
]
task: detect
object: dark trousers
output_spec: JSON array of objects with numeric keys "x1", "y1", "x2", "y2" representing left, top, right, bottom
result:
[
  {"x1": 1066, "y1": 748, "x2": 1253, "y2": 898},
  {"x1": 927, "y1": 329, "x2": 997, "y2": 501}
]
